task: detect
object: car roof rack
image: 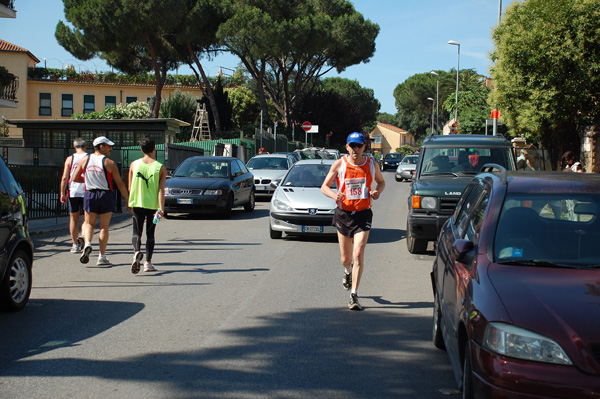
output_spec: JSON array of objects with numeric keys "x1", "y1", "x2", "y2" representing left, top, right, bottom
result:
[{"x1": 480, "y1": 163, "x2": 507, "y2": 184}]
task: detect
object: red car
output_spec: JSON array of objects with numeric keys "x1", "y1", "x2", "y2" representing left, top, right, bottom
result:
[{"x1": 432, "y1": 166, "x2": 600, "y2": 398}]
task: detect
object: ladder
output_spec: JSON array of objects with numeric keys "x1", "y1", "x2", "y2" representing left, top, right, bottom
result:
[{"x1": 190, "y1": 102, "x2": 211, "y2": 141}]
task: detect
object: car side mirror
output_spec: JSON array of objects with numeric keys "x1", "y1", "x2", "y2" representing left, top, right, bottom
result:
[
  {"x1": 452, "y1": 239, "x2": 475, "y2": 264},
  {"x1": 270, "y1": 180, "x2": 280, "y2": 189}
]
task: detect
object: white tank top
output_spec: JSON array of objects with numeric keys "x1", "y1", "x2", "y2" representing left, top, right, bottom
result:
[
  {"x1": 84, "y1": 154, "x2": 113, "y2": 191},
  {"x1": 69, "y1": 153, "x2": 86, "y2": 197}
]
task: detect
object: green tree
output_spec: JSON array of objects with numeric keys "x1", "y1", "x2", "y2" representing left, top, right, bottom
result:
[
  {"x1": 218, "y1": 0, "x2": 379, "y2": 127},
  {"x1": 321, "y1": 77, "x2": 380, "y2": 131},
  {"x1": 56, "y1": 0, "x2": 188, "y2": 118},
  {"x1": 490, "y1": 0, "x2": 600, "y2": 162},
  {"x1": 377, "y1": 112, "x2": 398, "y2": 126},
  {"x1": 443, "y1": 77, "x2": 491, "y2": 135},
  {"x1": 159, "y1": 90, "x2": 199, "y2": 141},
  {"x1": 202, "y1": 75, "x2": 234, "y2": 135},
  {"x1": 228, "y1": 85, "x2": 261, "y2": 130}
]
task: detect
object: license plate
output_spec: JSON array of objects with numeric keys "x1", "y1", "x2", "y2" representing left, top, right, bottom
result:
[
  {"x1": 302, "y1": 226, "x2": 323, "y2": 233},
  {"x1": 177, "y1": 198, "x2": 193, "y2": 204},
  {"x1": 259, "y1": 185, "x2": 270, "y2": 191}
]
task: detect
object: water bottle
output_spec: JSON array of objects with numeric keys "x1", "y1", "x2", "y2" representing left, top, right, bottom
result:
[{"x1": 153, "y1": 209, "x2": 161, "y2": 224}]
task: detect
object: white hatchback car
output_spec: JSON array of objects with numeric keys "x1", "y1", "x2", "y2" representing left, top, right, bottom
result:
[{"x1": 269, "y1": 160, "x2": 337, "y2": 239}]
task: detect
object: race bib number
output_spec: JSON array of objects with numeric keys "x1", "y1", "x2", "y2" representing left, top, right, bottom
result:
[{"x1": 345, "y1": 177, "x2": 368, "y2": 200}]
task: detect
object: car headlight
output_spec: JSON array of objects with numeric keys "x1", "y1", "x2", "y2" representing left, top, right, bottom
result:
[
  {"x1": 412, "y1": 195, "x2": 437, "y2": 210},
  {"x1": 203, "y1": 189, "x2": 222, "y2": 195},
  {"x1": 272, "y1": 198, "x2": 293, "y2": 212},
  {"x1": 484, "y1": 322, "x2": 572, "y2": 365}
]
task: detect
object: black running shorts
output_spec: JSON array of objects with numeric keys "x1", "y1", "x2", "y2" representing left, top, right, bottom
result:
[{"x1": 333, "y1": 207, "x2": 373, "y2": 238}]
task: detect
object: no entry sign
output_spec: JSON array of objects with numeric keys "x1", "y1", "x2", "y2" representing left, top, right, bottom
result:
[{"x1": 301, "y1": 121, "x2": 312, "y2": 132}]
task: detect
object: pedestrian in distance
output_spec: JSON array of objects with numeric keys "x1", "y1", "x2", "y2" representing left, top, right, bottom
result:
[
  {"x1": 73, "y1": 136, "x2": 130, "y2": 266},
  {"x1": 321, "y1": 132, "x2": 386, "y2": 311},
  {"x1": 59, "y1": 137, "x2": 87, "y2": 254},
  {"x1": 561, "y1": 151, "x2": 584, "y2": 173},
  {"x1": 128, "y1": 137, "x2": 166, "y2": 274}
]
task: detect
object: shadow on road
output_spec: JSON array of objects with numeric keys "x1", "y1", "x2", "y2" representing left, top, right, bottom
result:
[{"x1": 0, "y1": 304, "x2": 455, "y2": 398}]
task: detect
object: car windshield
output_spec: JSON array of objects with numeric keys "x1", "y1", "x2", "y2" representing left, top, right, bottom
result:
[
  {"x1": 385, "y1": 153, "x2": 402, "y2": 160},
  {"x1": 247, "y1": 157, "x2": 289, "y2": 170},
  {"x1": 401, "y1": 156, "x2": 418, "y2": 165},
  {"x1": 494, "y1": 193, "x2": 600, "y2": 268},
  {"x1": 421, "y1": 147, "x2": 514, "y2": 175},
  {"x1": 174, "y1": 160, "x2": 229, "y2": 178},
  {"x1": 282, "y1": 164, "x2": 336, "y2": 189}
]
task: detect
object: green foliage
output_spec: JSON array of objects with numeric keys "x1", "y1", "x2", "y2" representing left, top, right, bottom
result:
[
  {"x1": 218, "y1": 0, "x2": 379, "y2": 125},
  {"x1": 0, "y1": 66, "x2": 14, "y2": 87},
  {"x1": 395, "y1": 145, "x2": 416, "y2": 157},
  {"x1": 377, "y1": 113, "x2": 398, "y2": 126},
  {"x1": 491, "y1": 0, "x2": 600, "y2": 160},
  {"x1": 321, "y1": 77, "x2": 380, "y2": 128},
  {"x1": 71, "y1": 102, "x2": 151, "y2": 120},
  {"x1": 202, "y1": 75, "x2": 234, "y2": 136},
  {"x1": 228, "y1": 85, "x2": 261, "y2": 129},
  {"x1": 159, "y1": 90, "x2": 199, "y2": 141},
  {"x1": 442, "y1": 78, "x2": 491, "y2": 135}
]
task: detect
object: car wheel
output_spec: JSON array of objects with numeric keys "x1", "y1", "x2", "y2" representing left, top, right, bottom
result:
[
  {"x1": 223, "y1": 194, "x2": 234, "y2": 218},
  {"x1": 270, "y1": 225, "x2": 283, "y2": 239},
  {"x1": 244, "y1": 189, "x2": 255, "y2": 212},
  {"x1": 462, "y1": 343, "x2": 474, "y2": 399},
  {"x1": 395, "y1": 177, "x2": 402, "y2": 182},
  {"x1": 433, "y1": 291, "x2": 445, "y2": 349},
  {"x1": 0, "y1": 250, "x2": 32, "y2": 312},
  {"x1": 406, "y1": 220, "x2": 428, "y2": 254}
]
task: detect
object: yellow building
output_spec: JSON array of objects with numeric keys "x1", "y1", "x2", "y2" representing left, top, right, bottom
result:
[
  {"x1": 0, "y1": 39, "x2": 204, "y2": 139},
  {"x1": 370, "y1": 121, "x2": 416, "y2": 156}
]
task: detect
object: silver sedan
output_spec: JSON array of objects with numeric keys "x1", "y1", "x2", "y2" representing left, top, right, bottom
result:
[{"x1": 395, "y1": 155, "x2": 419, "y2": 182}]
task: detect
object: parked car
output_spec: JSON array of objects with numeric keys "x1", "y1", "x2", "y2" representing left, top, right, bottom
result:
[
  {"x1": 0, "y1": 157, "x2": 34, "y2": 312},
  {"x1": 275, "y1": 152, "x2": 301, "y2": 163},
  {"x1": 269, "y1": 159, "x2": 337, "y2": 239},
  {"x1": 382, "y1": 152, "x2": 402, "y2": 170},
  {"x1": 395, "y1": 154, "x2": 419, "y2": 181},
  {"x1": 246, "y1": 154, "x2": 295, "y2": 197},
  {"x1": 294, "y1": 147, "x2": 335, "y2": 160},
  {"x1": 164, "y1": 156, "x2": 255, "y2": 218},
  {"x1": 432, "y1": 166, "x2": 600, "y2": 398},
  {"x1": 407, "y1": 134, "x2": 516, "y2": 253},
  {"x1": 325, "y1": 149, "x2": 341, "y2": 159}
]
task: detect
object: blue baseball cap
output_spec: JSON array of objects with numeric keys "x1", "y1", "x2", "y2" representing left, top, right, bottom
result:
[{"x1": 347, "y1": 132, "x2": 366, "y2": 145}]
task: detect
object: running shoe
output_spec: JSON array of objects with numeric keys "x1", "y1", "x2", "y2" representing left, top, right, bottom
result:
[
  {"x1": 97, "y1": 255, "x2": 111, "y2": 266},
  {"x1": 80, "y1": 244, "x2": 92, "y2": 264},
  {"x1": 131, "y1": 251, "x2": 143, "y2": 274},
  {"x1": 348, "y1": 293, "x2": 362, "y2": 311},
  {"x1": 77, "y1": 236, "x2": 85, "y2": 249},
  {"x1": 143, "y1": 262, "x2": 157, "y2": 272},
  {"x1": 70, "y1": 244, "x2": 81, "y2": 254},
  {"x1": 342, "y1": 271, "x2": 352, "y2": 291}
]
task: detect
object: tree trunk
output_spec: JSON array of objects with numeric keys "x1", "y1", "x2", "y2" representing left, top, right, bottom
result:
[
  {"x1": 146, "y1": 35, "x2": 162, "y2": 119},
  {"x1": 187, "y1": 43, "x2": 222, "y2": 137}
]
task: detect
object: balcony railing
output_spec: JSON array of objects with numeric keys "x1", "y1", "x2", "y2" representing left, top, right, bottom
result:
[{"x1": 0, "y1": 75, "x2": 19, "y2": 102}]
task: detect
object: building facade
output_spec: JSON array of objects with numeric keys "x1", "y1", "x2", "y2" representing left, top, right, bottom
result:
[{"x1": 369, "y1": 122, "x2": 416, "y2": 156}]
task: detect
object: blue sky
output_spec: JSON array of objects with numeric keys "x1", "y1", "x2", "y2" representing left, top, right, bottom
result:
[{"x1": 1, "y1": 0, "x2": 516, "y2": 114}]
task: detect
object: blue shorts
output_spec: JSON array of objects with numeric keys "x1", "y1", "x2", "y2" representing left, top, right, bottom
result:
[
  {"x1": 68, "y1": 197, "x2": 84, "y2": 213},
  {"x1": 84, "y1": 190, "x2": 116, "y2": 215}
]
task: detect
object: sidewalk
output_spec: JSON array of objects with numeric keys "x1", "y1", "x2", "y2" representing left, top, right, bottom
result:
[{"x1": 28, "y1": 213, "x2": 131, "y2": 235}]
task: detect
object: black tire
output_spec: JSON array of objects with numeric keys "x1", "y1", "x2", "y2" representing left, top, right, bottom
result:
[
  {"x1": 244, "y1": 189, "x2": 255, "y2": 212},
  {"x1": 270, "y1": 225, "x2": 283, "y2": 239},
  {"x1": 222, "y1": 194, "x2": 234, "y2": 218},
  {"x1": 406, "y1": 220, "x2": 428, "y2": 254},
  {"x1": 395, "y1": 177, "x2": 402, "y2": 182},
  {"x1": 433, "y1": 291, "x2": 445, "y2": 349},
  {"x1": 462, "y1": 343, "x2": 474, "y2": 399},
  {"x1": 0, "y1": 250, "x2": 32, "y2": 312}
]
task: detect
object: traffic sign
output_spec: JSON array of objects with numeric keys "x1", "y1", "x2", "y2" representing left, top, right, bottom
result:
[{"x1": 301, "y1": 121, "x2": 312, "y2": 132}]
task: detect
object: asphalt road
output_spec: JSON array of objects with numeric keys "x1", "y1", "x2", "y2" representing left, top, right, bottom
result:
[{"x1": 0, "y1": 170, "x2": 456, "y2": 399}]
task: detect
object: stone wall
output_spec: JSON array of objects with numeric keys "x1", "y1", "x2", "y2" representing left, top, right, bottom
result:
[{"x1": 580, "y1": 124, "x2": 600, "y2": 173}]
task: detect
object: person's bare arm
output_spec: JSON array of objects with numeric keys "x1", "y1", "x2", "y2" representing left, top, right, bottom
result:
[
  {"x1": 60, "y1": 157, "x2": 72, "y2": 204},
  {"x1": 370, "y1": 162, "x2": 386, "y2": 200},
  {"x1": 72, "y1": 155, "x2": 88, "y2": 183},
  {"x1": 157, "y1": 165, "x2": 166, "y2": 216},
  {"x1": 321, "y1": 159, "x2": 344, "y2": 202}
]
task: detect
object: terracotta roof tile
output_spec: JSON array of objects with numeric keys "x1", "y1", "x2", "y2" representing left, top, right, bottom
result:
[
  {"x1": 377, "y1": 121, "x2": 409, "y2": 134},
  {"x1": 0, "y1": 39, "x2": 40, "y2": 62}
]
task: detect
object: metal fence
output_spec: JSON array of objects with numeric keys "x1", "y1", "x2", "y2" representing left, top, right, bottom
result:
[{"x1": 8, "y1": 165, "x2": 68, "y2": 220}]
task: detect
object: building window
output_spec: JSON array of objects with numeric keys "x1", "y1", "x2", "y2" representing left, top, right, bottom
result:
[
  {"x1": 126, "y1": 96, "x2": 137, "y2": 104},
  {"x1": 62, "y1": 94, "x2": 73, "y2": 117},
  {"x1": 105, "y1": 95, "x2": 117, "y2": 108},
  {"x1": 83, "y1": 95, "x2": 95, "y2": 114},
  {"x1": 373, "y1": 135, "x2": 382, "y2": 144},
  {"x1": 39, "y1": 93, "x2": 51, "y2": 116}
]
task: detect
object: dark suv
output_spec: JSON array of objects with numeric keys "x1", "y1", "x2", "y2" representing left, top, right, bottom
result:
[
  {"x1": 406, "y1": 134, "x2": 516, "y2": 254},
  {"x1": 0, "y1": 157, "x2": 34, "y2": 311}
]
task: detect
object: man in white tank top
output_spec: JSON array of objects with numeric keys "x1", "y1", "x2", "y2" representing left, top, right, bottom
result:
[
  {"x1": 60, "y1": 137, "x2": 88, "y2": 253},
  {"x1": 73, "y1": 136, "x2": 130, "y2": 266}
]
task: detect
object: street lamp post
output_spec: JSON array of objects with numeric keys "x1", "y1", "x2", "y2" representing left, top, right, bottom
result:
[
  {"x1": 430, "y1": 71, "x2": 439, "y2": 134},
  {"x1": 427, "y1": 97, "x2": 435, "y2": 135},
  {"x1": 448, "y1": 40, "x2": 460, "y2": 123}
]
